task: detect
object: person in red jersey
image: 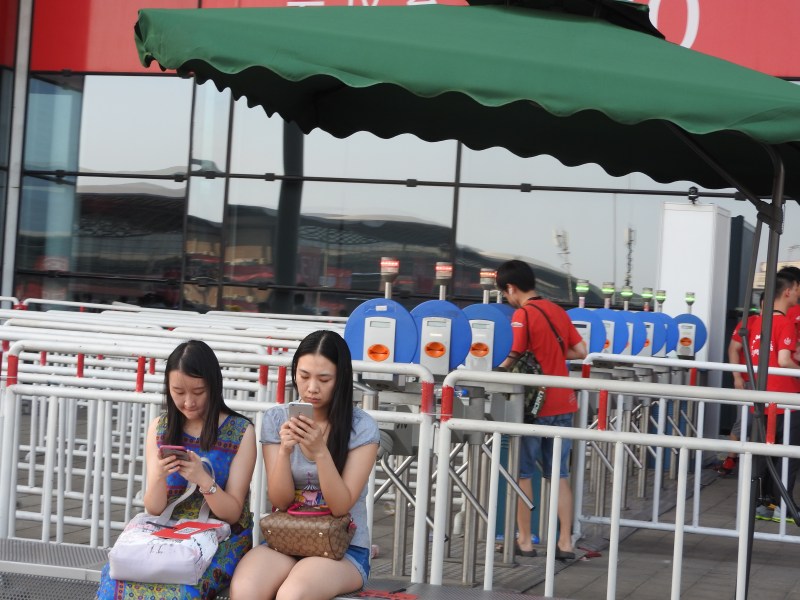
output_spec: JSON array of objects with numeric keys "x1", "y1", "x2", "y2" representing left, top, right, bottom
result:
[
  {"x1": 748, "y1": 270, "x2": 800, "y2": 512},
  {"x1": 496, "y1": 260, "x2": 586, "y2": 560}
]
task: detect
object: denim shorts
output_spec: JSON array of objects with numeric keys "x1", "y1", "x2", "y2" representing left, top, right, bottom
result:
[
  {"x1": 343, "y1": 545, "x2": 371, "y2": 589},
  {"x1": 260, "y1": 540, "x2": 370, "y2": 588},
  {"x1": 518, "y1": 413, "x2": 573, "y2": 480}
]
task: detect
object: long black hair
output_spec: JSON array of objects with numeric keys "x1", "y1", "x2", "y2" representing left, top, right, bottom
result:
[
  {"x1": 291, "y1": 330, "x2": 353, "y2": 474},
  {"x1": 163, "y1": 340, "x2": 251, "y2": 451}
]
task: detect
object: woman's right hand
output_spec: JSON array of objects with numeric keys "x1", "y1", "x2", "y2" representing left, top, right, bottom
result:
[
  {"x1": 278, "y1": 420, "x2": 300, "y2": 453},
  {"x1": 157, "y1": 453, "x2": 182, "y2": 481}
]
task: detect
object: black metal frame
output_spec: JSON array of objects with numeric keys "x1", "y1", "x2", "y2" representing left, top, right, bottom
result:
[{"x1": 671, "y1": 130, "x2": 800, "y2": 598}]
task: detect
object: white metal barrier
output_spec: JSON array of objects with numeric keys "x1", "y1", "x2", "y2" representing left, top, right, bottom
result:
[
  {"x1": 3, "y1": 303, "x2": 800, "y2": 597},
  {"x1": 0, "y1": 336, "x2": 436, "y2": 585},
  {"x1": 434, "y1": 369, "x2": 800, "y2": 599},
  {"x1": 577, "y1": 353, "x2": 800, "y2": 542}
]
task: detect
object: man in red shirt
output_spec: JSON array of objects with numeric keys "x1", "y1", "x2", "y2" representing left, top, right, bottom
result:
[
  {"x1": 748, "y1": 270, "x2": 800, "y2": 510},
  {"x1": 497, "y1": 260, "x2": 587, "y2": 559}
]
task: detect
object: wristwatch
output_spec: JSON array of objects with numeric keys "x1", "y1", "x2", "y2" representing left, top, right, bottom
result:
[{"x1": 199, "y1": 481, "x2": 218, "y2": 495}]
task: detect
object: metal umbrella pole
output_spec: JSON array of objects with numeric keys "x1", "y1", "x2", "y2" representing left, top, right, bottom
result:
[{"x1": 736, "y1": 148, "x2": 800, "y2": 600}]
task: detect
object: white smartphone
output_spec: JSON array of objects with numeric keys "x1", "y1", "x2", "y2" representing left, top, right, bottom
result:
[{"x1": 287, "y1": 401, "x2": 313, "y2": 420}]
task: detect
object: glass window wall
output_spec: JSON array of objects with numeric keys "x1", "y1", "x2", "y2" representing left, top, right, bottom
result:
[
  {"x1": 14, "y1": 273, "x2": 175, "y2": 306},
  {"x1": 224, "y1": 178, "x2": 279, "y2": 285},
  {"x1": 18, "y1": 175, "x2": 185, "y2": 278},
  {"x1": 78, "y1": 76, "x2": 192, "y2": 175},
  {"x1": 298, "y1": 181, "x2": 455, "y2": 297},
  {"x1": 185, "y1": 176, "x2": 225, "y2": 285},
  {"x1": 230, "y1": 99, "x2": 284, "y2": 175},
  {"x1": 24, "y1": 75, "x2": 82, "y2": 172}
]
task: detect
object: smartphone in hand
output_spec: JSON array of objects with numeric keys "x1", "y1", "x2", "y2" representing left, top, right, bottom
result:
[
  {"x1": 287, "y1": 401, "x2": 313, "y2": 420},
  {"x1": 160, "y1": 445, "x2": 190, "y2": 461}
]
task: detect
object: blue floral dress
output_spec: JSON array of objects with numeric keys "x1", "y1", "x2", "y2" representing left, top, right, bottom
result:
[{"x1": 97, "y1": 414, "x2": 253, "y2": 600}]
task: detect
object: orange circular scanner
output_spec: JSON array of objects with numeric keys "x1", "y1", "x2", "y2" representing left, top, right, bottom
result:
[
  {"x1": 470, "y1": 342, "x2": 490, "y2": 357},
  {"x1": 367, "y1": 344, "x2": 390, "y2": 361},
  {"x1": 424, "y1": 341, "x2": 447, "y2": 358},
  {"x1": 679, "y1": 337, "x2": 693, "y2": 347}
]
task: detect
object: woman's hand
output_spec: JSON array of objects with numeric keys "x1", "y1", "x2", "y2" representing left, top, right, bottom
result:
[
  {"x1": 278, "y1": 419, "x2": 301, "y2": 454},
  {"x1": 157, "y1": 452, "x2": 183, "y2": 481},
  {"x1": 285, "y1": 416, "x2": 327, "y2": 459},
  {"x1": 173, "y1": 451, "x2": 213, "y2": 487}
]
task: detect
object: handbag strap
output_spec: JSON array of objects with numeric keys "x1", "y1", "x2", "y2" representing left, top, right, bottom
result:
[
  {"x1": 523, "y1": 300, "x2": 566, "y2": 356},
  {"x1": 151, "y1": 457, "x2": 214, "y2": 524}
]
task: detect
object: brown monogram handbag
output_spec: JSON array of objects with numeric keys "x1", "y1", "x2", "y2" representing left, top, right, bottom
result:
[{"x1": 260, "y1": 503, "x2": 356, "y2": 560}]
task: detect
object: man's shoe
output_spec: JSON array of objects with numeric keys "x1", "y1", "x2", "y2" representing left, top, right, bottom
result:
[
  {"x1": 755, "y1": 504, "x2": 774, "y2": 521},
  {"x1": 718, "y1": 456, "x2": 737, "y2": 476},
  {"x1": 771, "y1": 505, "x2": 796, "y2": 524}
]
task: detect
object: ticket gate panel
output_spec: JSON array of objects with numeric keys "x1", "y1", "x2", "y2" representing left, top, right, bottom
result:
[
  {"x1": 633, "y1": 312, "x2": 668, "y2": 356},
  {"x1": 619, "y1": 312, "x2": 647, "y2": 356},
  {"x1": 419, "y1": 316, "x2": 452, "y2": 375},
  {"x1": 364, "y1": 317, "x2": 397, "y2": 362},
  {"x1": 593, "y1": 308, "x2": 629, "y2": 354},
  {"x1": 466, "y1": 319, "x2": 494, "y2": 370},
  {"x1": 463, "y1": 303, "x2": 513, "y2": 370},
  {"x1": 647, "y1": 311, "x2": 679, "y2": 356},
  {"x1": 566, "y1": 308, "x2": 607, "y2": 354},
  {"x1": 674, "y1": 313, "x2": 707, "y2": 359},
  {"x1": 411, "y1": 300, "x2": 472, "y2": 374},
  {"x1": 345, "y1": 298, "x2": 418, "y2": 363}
]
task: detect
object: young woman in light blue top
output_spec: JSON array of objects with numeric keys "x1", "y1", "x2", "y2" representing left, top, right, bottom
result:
[{"x1": 230, "y1": 330, "x2": 380, "y2": 600}]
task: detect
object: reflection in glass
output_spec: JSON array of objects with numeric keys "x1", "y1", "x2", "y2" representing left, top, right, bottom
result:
[
  {"x1": 230, "y1": 98, "x2": 284, "y2": 175},
  {"x1": 222, "y1": 285, "x2": 272, "y2": 313},
  {"x1": 78, "y1": 76, "x2": 192, "y2": 175},
  {"x1": 224, "y1": 179, "x2": 279, "y2": 285},
  {"x1": 298, "y1": 182, "x2": 454, "y2": 295},
  {"x1": 18, "y1": 175, "x2": 185, "y2": 280},
  {"x1": 0, "y1": 68, "x2": 12, "y2": 167},
  {"x1": 191, "y1": 82, "x2": 231, "y2": 174},
  {"x1": 18, "y1": 175, "x2": 77, "y2": 274},
  {"x1": 183, "y1": 282, "x2": 218, "y2": 313},
  {"x1": 455, "y1": 186, "x2": 610, "y2": 302},
  {"x1": 300, "y1": 180, "x2": 454, "y2": 227},
  {"x1": 24, "y1": 75, "x2": 82, "y2": 172},
  {"x1": 304, "y1": 129, "x2": 458, "y2": 182},
  {"x1": 73, "y1": 177, "x2": 184, "y2": 278},
  {"x1": 186, "y1": 177, "x2": 225, "y2": 283},
  {"x1": 14, "y1": 274, "x2": 177, "y2": 307}
]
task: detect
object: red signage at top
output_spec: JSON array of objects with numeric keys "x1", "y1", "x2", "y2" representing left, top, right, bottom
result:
[
  {"x1": 25, "y1": 0, "x2": 800, "y2": 78},
  {"x1": 0, "y1": 0, "x2": 18, "y2": 68},
  {"x1": 642, "y1": 0, "x2": 800, "y2": 78}
]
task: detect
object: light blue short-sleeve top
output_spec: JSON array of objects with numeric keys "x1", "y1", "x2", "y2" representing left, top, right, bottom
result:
[{"x1": 261, "y1": 405, "x2": 380, "y2": 549}]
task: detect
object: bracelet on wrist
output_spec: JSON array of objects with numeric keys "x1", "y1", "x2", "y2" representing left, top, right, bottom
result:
[{"x1": 199, "y1": 480, "x2": 218, "y2": 495}]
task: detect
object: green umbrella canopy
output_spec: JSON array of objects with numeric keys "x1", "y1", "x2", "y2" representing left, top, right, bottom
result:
[{"x1": 135, "y1": 4, "x2": 800, "y2": 198}]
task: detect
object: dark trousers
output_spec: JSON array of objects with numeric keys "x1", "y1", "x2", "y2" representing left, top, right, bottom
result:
[{"x1": 756, "y1": 412, "x2": 800, "y2": 503}]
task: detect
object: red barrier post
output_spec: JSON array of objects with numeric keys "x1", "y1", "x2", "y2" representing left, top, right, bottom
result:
[
  {"x1": 582, "y1": 363, "x2": 591, "y2": 379},
  {"x1": 39, "y1": 351, "x2": 47, "y2": 366},
  {"x1": 598, "y1": 389, "x2": 609, "y2": 431},
  {"x1": 421, "y1": 381, "x2": 434, "y2": 415},
  {"x1": 276, "y1": 366, "x2": 287, "y2": 403},
  {"x1": 136, "y1": 356, "x2": 146, "y2": 393},
  {"x1": 766, "y1": 403, "x2": 777, "y2": 444},
  {"x1": 689, "y1": 368, "x2": 698, "y2": 387},
  {"x1": 77, "y1": 354, "x2": 85, "y2": 378},
  {"x1": 441, "y1": 385, "x2": 454, "y2": 422},
  {"x1": 7, "y1": 354, "x2": 18, "y2": 386},
  {"x1": 259, "y1": 365, "x2": 268, "y2": 386},
  {"x1": 149, "y1": 357, "x2": 156, "y2": 375}
]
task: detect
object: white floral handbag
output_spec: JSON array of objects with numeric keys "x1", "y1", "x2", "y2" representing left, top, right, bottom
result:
[{"x1": 108, "y1": 461, "x2": 231, "y2": 586}]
